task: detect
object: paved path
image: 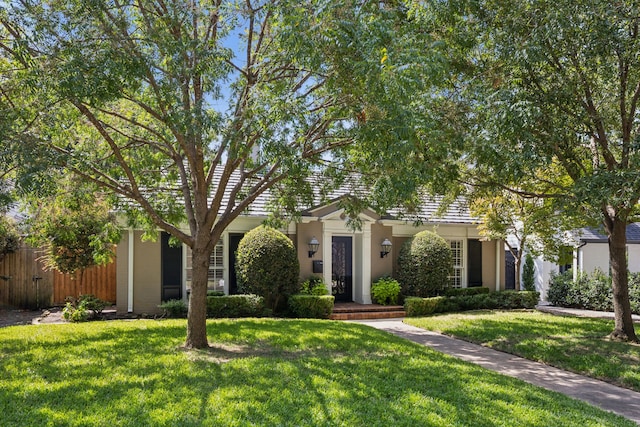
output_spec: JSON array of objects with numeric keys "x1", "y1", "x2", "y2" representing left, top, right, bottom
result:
[
  {"x1": 355, "y1": 318, "x2": 640, "y2": 425},
  {"x1": 537, "y1": 304, "x2": 640, "y2": 322}
]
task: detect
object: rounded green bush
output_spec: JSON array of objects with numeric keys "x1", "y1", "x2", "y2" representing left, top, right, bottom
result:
[
  {"x1": 236, "y1": 226, "x2": 300, "y2": 312},
  {"x1": 397, "y1": 230, "x2": 452, "y2": 297}
]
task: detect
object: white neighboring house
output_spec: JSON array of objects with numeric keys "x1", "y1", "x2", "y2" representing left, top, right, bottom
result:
[
  {"x1": 520, "y1": 223, "x2": 640, "y2": 302},
  {"x1": 570, "y1": 223, "x2": 640, "y2": 277}
]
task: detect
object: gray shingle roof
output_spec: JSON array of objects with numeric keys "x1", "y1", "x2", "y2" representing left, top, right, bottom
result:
[
  {"x1": 128, "y1": 168, "x2": 476, "y2": 224},
  {"x1": 578, "y1": 223, "x2": 640, "y2": 243}
]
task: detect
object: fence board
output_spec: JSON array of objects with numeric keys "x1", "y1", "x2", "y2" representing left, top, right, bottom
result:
[
  {"x1": 53, "y1": 261, "x2": 117, "y2": 304},
  {"x1": 0, "y1": 246, "x2": 53, "y2": 309},
  {"x1": 0, "y1": 244, "x2": 116, "y2": 309}
]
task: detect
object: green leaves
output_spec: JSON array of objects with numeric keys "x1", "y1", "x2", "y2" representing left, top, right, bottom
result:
[{"x1": 25, "y1": 177, "x2": 120, "y2": 274}]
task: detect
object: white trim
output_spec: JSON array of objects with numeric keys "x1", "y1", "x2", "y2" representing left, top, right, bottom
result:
[
  {"x1": 223, "y1": 232, "x2": 230, "y2": 294},
  {"x1": 462, "y1": 238, "x2": 468, "y2": 287},
  {"x1": 322, "y1": 225, "x2": 332, "y2": 293},
  {"x1": 495, "y1": 242, "x2": 501, "y2": 291},
  {"x1": 362, "y1": 223, "x2": 372, "y2": 304},
  {"x1": 127, "y1": 229, "x2": 134, "y2": 313}
]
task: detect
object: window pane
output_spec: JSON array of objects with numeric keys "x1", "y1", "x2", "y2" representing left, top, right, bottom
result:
[{"x1": 448, "y1": 240, "x2": 463, "y2": 288}]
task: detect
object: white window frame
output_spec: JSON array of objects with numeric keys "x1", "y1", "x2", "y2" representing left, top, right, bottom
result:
[{"x1": 447, "y1": 239, "x2": 465, "y2": 288}]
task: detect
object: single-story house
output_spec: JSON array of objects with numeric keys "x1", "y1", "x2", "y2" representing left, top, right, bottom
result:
[{"x1": 115, "y1": 194, "x2": 507, "y2": 315}]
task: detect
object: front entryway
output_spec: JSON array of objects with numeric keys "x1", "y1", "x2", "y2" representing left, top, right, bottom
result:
[{"x1": 332, "y1": 236, "x2": 353, "y2": 302}]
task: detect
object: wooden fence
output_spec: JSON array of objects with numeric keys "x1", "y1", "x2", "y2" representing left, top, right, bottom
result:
[{"x1": 0, "y1": 244, "x2": 116, "y2": 309}]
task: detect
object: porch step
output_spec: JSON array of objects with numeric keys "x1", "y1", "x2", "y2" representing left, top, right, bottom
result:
[{"x1": 330, "y1": 303, "x2": 406, "y2": 320}]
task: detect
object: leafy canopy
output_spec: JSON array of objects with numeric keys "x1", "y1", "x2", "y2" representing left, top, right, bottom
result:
[{"x1": 25, "y1": 178, "x2": 120, "y2": 274}]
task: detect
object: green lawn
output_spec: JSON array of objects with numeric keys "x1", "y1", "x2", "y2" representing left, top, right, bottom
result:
[
  {"x1": 0, "y1": 319, "x2": 635, "y2": 427},
  {"x1": 405, "y1": 310, "x2": 640, "y2": 392}
]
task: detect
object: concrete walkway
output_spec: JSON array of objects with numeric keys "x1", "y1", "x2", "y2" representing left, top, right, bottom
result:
[
  {"x1": 536, "y1": 304, "x2": 640, "y2": 322},
  {"x1": 355, "y1": 318, "x2": 640, "y2": 425}
]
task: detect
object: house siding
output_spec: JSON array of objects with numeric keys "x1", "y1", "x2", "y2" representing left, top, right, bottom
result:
[
  {"x1": 116, "y1": 214, "x2": 506, "y2": 313},
  {"x1": 581, "y1": 243, "x2": 611, "y2": 274},
  {"x1": 297, "y1": 221, "x2": 323, "y2": 280},
  {"x1": 482, "y1": 240, "x2": 498, "y2": 292},
  {"x1": 115, "y1": 232, "x2": 129, "y2": 314},
  {"x1": 371, "y1": 223, "x2": 393, "y2": 282},
  {"x1": 116, "y1": 231, "x2": 162, "y2": 315}
]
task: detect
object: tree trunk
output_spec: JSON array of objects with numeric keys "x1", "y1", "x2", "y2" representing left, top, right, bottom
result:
[
  {"x1": 607, "y1": 217, "x2": 638, "y2": 342},
  {"x1": 514, "y1": 253, "x2": 522, "y2": 291},
  {"x1": 185, "y1": 243, "x2": 211, "y2": 349}
]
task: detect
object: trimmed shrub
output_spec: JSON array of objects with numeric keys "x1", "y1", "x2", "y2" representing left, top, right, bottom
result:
[
  {"x1": 454, "y1": 293, "x2": 496, "y2": 311},
  {"x1": 547, "y1": 270, "x2": 575, "y2": 307},
  {"x1": 236, "y1": 226, "x2": 300, "y2": 312},
  {"x1": 443, "y1": 287, "x2": 490, "y2": 297},
  {"x1": 404, "y1": 291, "x2": 540, "y2": 317},
  {"x1": 547, "y1": 269, "x2": 640, "y2": 314},
  {"x1": 288, "y1": 295, "x2": 335, "y2": 319},
  {"x1": 404, "y1": 296, "x2": 451, "y2": 316},
  {"x1": 206, "y1": 294, "x2": 266, "y2": 318},
  {"x1": 489, "y1": 290, "x2": 540, "y2": 309},
  {"x1": 397, "y1": 230, "x2": 453, "y2": 297},
  {"x1": 519, "y1": 291, "x2": 541, "y2": 309},
  {"x1": 207, "y1": 290, "x2": 225, "y2": 297},
  {"x1": 300, "y1": 276, "x2": 330, "y2": 296},
  {"x1": 159, "y1": 299, "x2": 188, "y2": 318},
  {"x1": 371, "y1": 277, "x2": 401, "y2": 305},
  {"x1": 547, "y1": 269, "x2": 611, "y2": 310},
  {"x1": 577, "y1": 269, "x2": 612, "y2": 311},
  {"x1": 522, "y1": 254, "x2": 536, "y2": 291}
]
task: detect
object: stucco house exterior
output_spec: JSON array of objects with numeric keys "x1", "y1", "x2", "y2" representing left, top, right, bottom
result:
[
  {"x1": 569, "y1": 223, "x2": 640, "y2": 277},
  {"x1": 115, "y1": 193, "x2": 507, "y2": 315}
]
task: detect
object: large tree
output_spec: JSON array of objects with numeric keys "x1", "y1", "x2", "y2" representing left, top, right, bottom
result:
[
  {"x1": 0, "y1": 1, "x2": 428, "y2": 348},
  {"x1": 429, "y1": 0, "x2": 640, "y2": 341}
]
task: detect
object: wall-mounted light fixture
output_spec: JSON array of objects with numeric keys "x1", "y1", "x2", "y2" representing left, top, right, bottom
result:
[
  {"x1": 308, "y1": 236, "x2": 320, "y2": 258},
  {"x1": 380, "y1": 238, "x2": 392, "y2": 258}
]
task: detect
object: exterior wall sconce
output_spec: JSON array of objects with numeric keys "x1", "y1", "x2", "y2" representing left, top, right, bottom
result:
[
  {"x1": 308, "y1": 236, "x2": 320, "y2": 258},
  {"x1": 380, "y1": 238, "x2": 392, "y2": 258}
]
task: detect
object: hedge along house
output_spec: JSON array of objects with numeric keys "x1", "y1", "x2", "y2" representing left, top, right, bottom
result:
[{"x1": 115, "y1": 190, "x2": 507, "y2": 315}]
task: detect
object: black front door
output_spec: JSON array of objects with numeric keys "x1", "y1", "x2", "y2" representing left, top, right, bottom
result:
[
  {"x1": 332, "y1": 236, "x2": 353, "y2": 302},
  {"x1": 228, "y1": 233, "x2": 244, "y2": 295},
  {"x1": 467, "y1": 239, "x2": 483, "y2": 287},
  {"x1": 161, "y1": 232, "x2": 183, "y2": 301}
]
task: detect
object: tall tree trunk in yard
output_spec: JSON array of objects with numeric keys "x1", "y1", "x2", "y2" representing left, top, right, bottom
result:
[
  {"x1": 606, "y1": 213, "x2": 638, "y2": 342},
  {"x1": 185, "y1": 241, "x2": 213, "y2": 349}
]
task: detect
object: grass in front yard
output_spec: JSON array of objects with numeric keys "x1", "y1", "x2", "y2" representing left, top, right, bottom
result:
[
  {"x1": 405, "y1": 310, "x2": 640, "y2": 392},
  {"x1": 0, "y1": 318, "x2": 635, "y2": 426}
]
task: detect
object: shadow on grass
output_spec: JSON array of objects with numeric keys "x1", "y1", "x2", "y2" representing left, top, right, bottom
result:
[
  {"x1": 0, "y1": 318, "x2": 635, "y2": 426},
  {"x1": 407, "y1": 311, "x2": 640, "y2": 391}
]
